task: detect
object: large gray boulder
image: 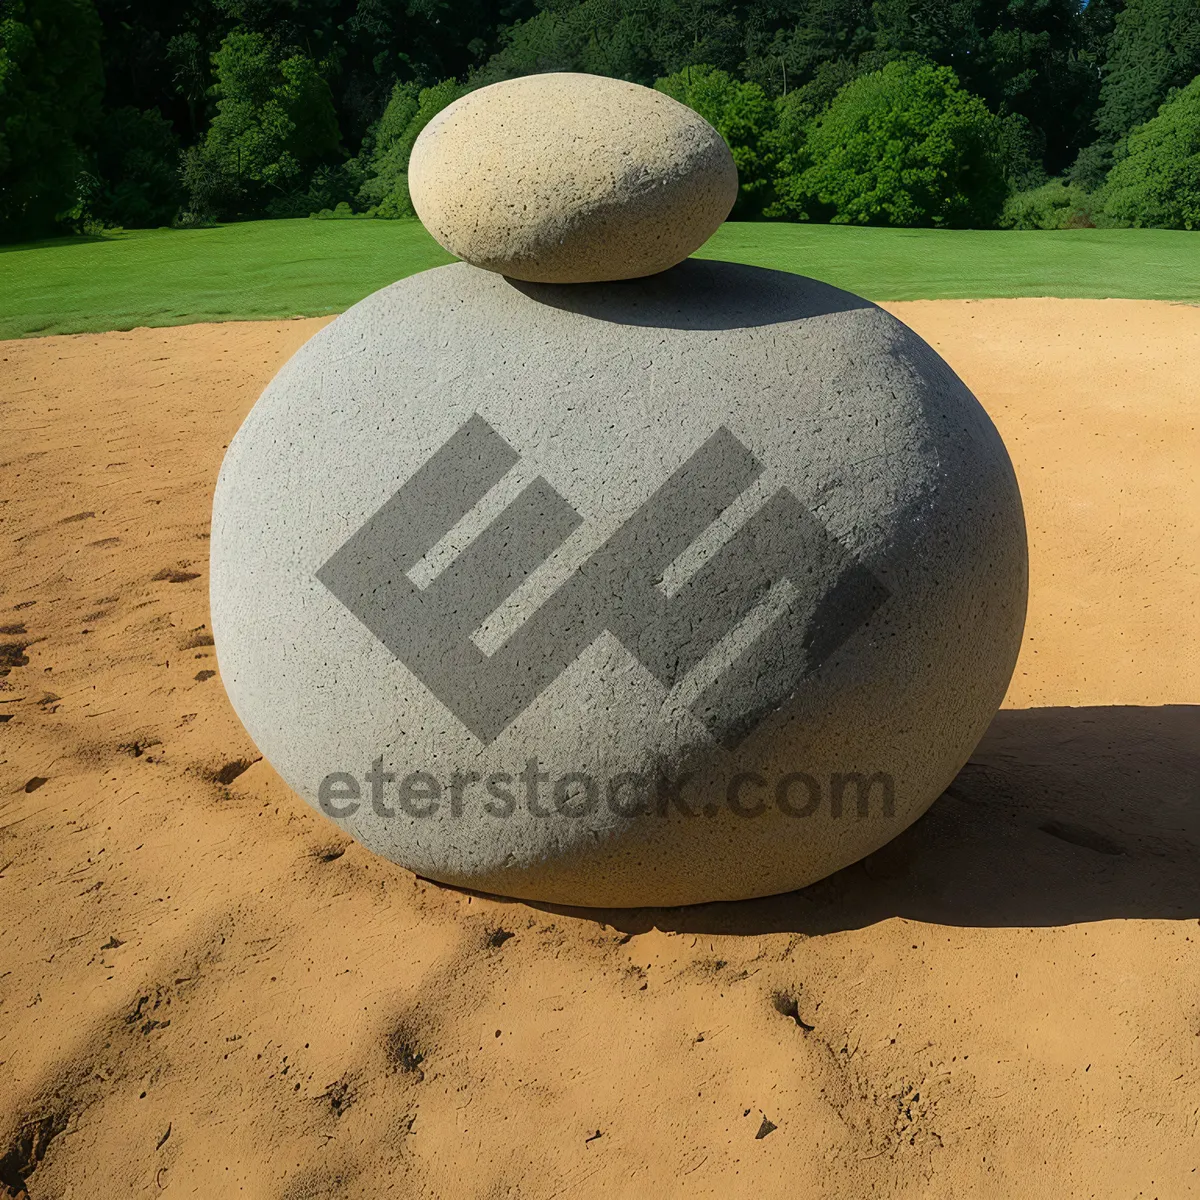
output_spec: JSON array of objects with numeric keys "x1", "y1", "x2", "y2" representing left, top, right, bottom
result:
[{"x1": 210, "y1": 259, "x2": 1027, "y2": 908}]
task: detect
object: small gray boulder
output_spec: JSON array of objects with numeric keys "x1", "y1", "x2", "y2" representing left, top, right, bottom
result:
[{"x1": 408, "y1": 73, "x2": 738, "y2": 283}]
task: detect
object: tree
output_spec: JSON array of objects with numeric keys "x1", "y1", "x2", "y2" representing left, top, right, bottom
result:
[
  {"x1": 11, "y1": 0, "x2": 1175, "y2": 237},
  {"x1": 764, "y1": 50, "x2": 903, "y2": 200},
  {"x1": 740, "y1": 0, "x2": 876, "y2": 98},
  {"x1": 775, "y1": 58, "x2": 1008, "y2": 227},
  {"x1": 357, "y1": 77, "x2": 463, "y2": 216},
  {"x1": 166, "y1": 31, "x2": 210, "y2": 139},
  {"x1": 95, "y1": 0, "x2": 226, "y2": 140},
  {"x1": 1095, "y1": 0, "x2": 1200, "y2": 144},
  {"x1": 473, "y1": 0, "x2": 660, "y2": 85},
  {"x1": 87, "y1": 106, "x2": 183, "y2": 227},
  {"x1": 999, "y1": 176, "x2": 1099, "y2": 228},
  {"x1": 655, "y1": 64, "x2": 777, "y2": 216},
  {"x1": 645, "y1": 0, "x2": 753, "y2": 75},
  {"x1": 0, "y1": 0, "x2": 103, "y2": 240},
  {"x1": 182, "y1": 30, "x2": 341, "y2": 219},
  {"x1": 326, "y1": 0, "x2": 534, "y2": 141},
  {"x1": 871, "y1": 0, "x2": 1100, "y2": 176},
  {"x1": 88, "y1": 0, "x2": 530, "y2": 157},
  {"x1": 1102, "y1": 73, "x2": 1200, "y2": 229}
]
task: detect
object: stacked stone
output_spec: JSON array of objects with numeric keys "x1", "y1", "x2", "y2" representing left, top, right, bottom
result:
[
  {"x1": 210, "y1": 73, "x2": 1027, "y2": 908},
  {"x1": 409, "y1": 73, "x2": 738, "y2": 282}
]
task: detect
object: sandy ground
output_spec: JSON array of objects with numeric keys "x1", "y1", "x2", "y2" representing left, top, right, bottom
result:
[{"x1": 0, "y1": 297, "x2": 1197, "y2": 1198}]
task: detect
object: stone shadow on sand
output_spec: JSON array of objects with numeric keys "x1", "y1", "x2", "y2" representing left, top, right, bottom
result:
[
  {"x1": 500, "y1": 705, "x2": 1200, "y2": 933},
  {"x1": 505, "y1": 258, "x2": 873, "y2": 331}
]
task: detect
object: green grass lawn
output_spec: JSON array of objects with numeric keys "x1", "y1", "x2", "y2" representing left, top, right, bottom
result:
[{"x1": 1, "y1": 218, "x2": 1196, "y2": 340}]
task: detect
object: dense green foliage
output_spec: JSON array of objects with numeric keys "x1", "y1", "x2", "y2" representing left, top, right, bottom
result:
[
  {"x1": 1094, "y1": 0, "x2": 1200, "y2": 142},
  {"x1": 3, "y1": 0, "x2": 1200, "y2": 240},
  {"x1": 1000, "y1": 177, "x2": 1102, "y2": 229},
  {"x1": 480, "y1": 0, "x2": 1107, "y2": 175},
  {"x1": 86, "y1": 106, "x2": 183, "y2": 228},
  {"x1": 772, "y1": 59, "x2": 1008, "y2": 227},
  {"x1": 0, "y1": 0, "x2": 103, "y2": 239},
  {"x1": 355, "y1": 79, "x2": 464, "y2": 218},
  {"x1": 655, "y1": 66, "x2": 776, "y2": 217},
  {"x1": 181, "y1": 31, "x2": 341, "y2": 220},
  {"x1": 1102, "y1": 74, "x2": 1200, "y2": 228},
  {"x1": 1067, "y1": 0, "x2": 1200, "y2": 199}
]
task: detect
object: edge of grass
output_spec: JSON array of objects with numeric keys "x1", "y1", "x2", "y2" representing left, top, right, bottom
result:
[{"x1": 2, "y1": 220, "x2": 1197, "y2": 340}]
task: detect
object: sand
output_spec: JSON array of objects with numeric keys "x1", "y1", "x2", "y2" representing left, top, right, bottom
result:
[{"x1": 0, "y1": 297, "x2": 1197, "y2": 1198}]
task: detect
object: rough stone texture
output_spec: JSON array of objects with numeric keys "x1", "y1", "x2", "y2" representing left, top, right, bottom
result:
[
  {"x1": 408, "y1": 73, "x2": 738, "y2": 283},
  {"x1": 210, "y1": 260, "x2": 1028, "y2": 908}
]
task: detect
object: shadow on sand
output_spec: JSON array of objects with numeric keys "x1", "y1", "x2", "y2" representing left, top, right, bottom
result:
[{"x1": 470, "y1": 705, "x2": 1200, "y2": 933}]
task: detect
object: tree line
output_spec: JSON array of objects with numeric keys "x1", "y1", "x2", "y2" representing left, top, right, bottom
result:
[{"x1": 1, "y1": 0, "x2": 1198, "y2": 242}]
